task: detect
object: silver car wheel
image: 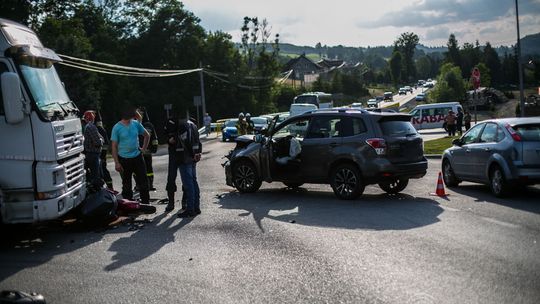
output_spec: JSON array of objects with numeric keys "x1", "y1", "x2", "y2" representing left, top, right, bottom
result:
[
  {"x1": 235, "y1": 164, "x2": 255, "y2": 190},
  {"x1": 491, "y1": 169, "x2": 503, "y2": 195}
]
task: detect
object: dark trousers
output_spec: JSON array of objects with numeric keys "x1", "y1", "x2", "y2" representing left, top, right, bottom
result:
[
  {"x1": 119, "y1": 154, "x2": 149, "y2": 204},
  {"x1": 85, "y1": 152, "x2": 102, "y2": 185},
  {"x1": 456, "y1": 123, "x2": 463, "y2": 136},
  {"x1": 447, "y1": 124, "x2": 456, "y2": 136},
  {"x1": 100, "y1": 151, "x2": 113, "y2": 189},
  {"x1": 166, "y1": 150, "x2": 187, "y2": 204},
  {"x1": 143, "y1": 153, "x2": 154, "y2": 187},
  {"x1": 464, "y1": 122, "x2": 471, "y2": 131}
]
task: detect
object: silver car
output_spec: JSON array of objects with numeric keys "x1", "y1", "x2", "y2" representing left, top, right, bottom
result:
[{"x1": 442, "y1": 118, "x2": 540, "y2": 197}]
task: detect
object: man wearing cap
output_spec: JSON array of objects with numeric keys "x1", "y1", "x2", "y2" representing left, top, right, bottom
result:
[
  {"x1": 111, "y1": 107, "x2": 151, "y2": 204},
  {"x1": 83, "y1": 110, "x2": 104, "y2": 185}
]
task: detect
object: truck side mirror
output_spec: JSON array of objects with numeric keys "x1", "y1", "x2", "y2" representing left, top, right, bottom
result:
[{"x1": 1, "y1": 72, "x2": 24, "y2": 124}]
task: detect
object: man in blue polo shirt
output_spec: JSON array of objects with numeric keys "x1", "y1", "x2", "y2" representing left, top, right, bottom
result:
[{"x1": 111, "y1": 107, "x2": 151, "y2": 204}]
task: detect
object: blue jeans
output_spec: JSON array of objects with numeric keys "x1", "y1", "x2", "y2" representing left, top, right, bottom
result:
[{"x1": 179, "y1": 163, "x2": 200, "y2": 212}]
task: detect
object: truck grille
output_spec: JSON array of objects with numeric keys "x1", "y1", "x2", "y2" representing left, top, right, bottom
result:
[
  {"x1": 56, "y1": 132, "x2": 84, "y2": 159},
  {"x1": 64, "y1": 156, "x2": 85, "y2": 192}
]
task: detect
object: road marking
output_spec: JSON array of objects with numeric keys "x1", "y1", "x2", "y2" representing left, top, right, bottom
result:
[{"x1": 479, "y1": 216, "x2": 520, "y2": 229}]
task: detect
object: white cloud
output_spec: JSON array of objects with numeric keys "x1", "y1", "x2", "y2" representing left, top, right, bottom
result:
[{"x1": 181, "y1": 0, "x2": 540, "y2": 47}]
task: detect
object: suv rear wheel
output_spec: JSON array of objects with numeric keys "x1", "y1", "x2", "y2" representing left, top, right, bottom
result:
[
  {"x1": 330, "y1": 164, "x2": 364, "y2": 200},
  {"x1": 233, "y1": 160, "x2": 262, "y2": 193},
  {"x1": 378, "y1": 178, "x2": 408, "y2": 194}
]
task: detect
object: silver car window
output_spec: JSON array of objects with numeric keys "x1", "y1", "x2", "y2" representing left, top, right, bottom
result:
[
  {"x1": 462, "y1": 123, "x2": 484, "y2": 145},
  {"x1": 479, "y1": 123, "x2": 498, "y2": 143}
]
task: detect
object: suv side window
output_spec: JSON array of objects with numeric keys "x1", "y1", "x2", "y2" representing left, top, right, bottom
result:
[
  {"x1": 462, "y1": 123, "x2": 484, "y2": 145},
  {"x1": 340, "y1": 117, "x2": 367, "y2": 137},
  {"x1": 306, "y1": 116, "x2": 342, "y2": 138},
  {"x1": 479, "y1": 123, "x2": 498, "y2": 143},
  {"x1": 273, "y1": 117, "x2": 310, "y2": 139}
]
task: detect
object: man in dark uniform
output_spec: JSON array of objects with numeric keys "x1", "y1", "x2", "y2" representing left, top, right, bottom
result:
[
  {"x1": 136, "y1": 108, "x2": 159, "y2": 190},
  {"x1": 95, "y1": 111, "x2": 113, "y2": 190}
]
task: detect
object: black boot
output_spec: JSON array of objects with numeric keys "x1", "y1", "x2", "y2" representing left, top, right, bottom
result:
[
  {"x1": 148, "y1": 176, "x2": 156, "y2": 191},
  {"x1": 165, "y1": 191, "x2": 175, "y2": 212}
]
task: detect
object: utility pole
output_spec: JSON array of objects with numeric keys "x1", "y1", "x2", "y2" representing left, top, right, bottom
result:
[
  {"x1": 515, "y1": 0, "x2": 525, "y2": 117},
  {"x1": 199, "y1": 61, "x2": 207, "y2": 126}
]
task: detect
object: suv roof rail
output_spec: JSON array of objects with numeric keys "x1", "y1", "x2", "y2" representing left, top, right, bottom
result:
[{"x1": 306, "y1": 107, "x2": 370, "y2": 115}]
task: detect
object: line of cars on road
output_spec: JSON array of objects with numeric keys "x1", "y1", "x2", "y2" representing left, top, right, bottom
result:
[{"x1": 220, "y1": 103, "x2": 539, "y2": 198}]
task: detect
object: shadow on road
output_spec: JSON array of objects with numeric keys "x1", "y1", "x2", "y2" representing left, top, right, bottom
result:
[
  {"x1": 104, "y1": 213, "x2": 192, "y2": 271},
  {"x1": 449, "y1": 183, "x2": 540, "y2": 214},
  {"x1": 216, "y1": 187, "x2": 443, "y2": 232},
  {"x1": 0, "y1": 221, "x2": 106, "y2": 283}
]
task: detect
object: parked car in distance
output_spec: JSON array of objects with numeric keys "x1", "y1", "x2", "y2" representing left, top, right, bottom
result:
[
  {"x1": 251, "y1": 117, "x2": 269, "y2": 134},
  {"x1": 222, "y1": 119, "x2": 239, "y2": 141},
  {"x1": 399, "y1": 88, "x2": 407, "y2": 95},
  {"x1": 223, "y1": 109, "x2": 428, "y2": 200},
  {"x1": 404, "y1": 86, "x2": 413, "y2": 93},
  {"x1": 415, "y1": 92, "x2": 426, "y2": 102},
  {"x1": 351, "y1": 102, "x2": 364, "y2": 109},
  {"x1": 375, "y1": 96, "x2": 384, "y2": 102},
  {"x1": 442, "y1": 117, "x2": 540, "y2": 197},
  {"x1": 384, "y1": 92, "x2": 393, "y2": 100},
  {"x1": 290, "y1": 103, "x2": 318, "y2": 117},
  {"x1": 366, "y1": 99, "x2": 378, "y2": 108}
]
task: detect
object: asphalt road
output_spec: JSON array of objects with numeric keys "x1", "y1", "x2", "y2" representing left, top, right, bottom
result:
[{"x1": 1, "y1": 138, "x2": 539, "y2": 304}]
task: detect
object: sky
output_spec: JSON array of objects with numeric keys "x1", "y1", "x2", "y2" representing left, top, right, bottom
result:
[{"x1": 181, "y1": 0, "x2": 540, "y2": 48}]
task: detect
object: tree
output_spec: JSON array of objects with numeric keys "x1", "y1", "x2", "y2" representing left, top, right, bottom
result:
[
  {"x1": 416, "y1": 55, "x2": 433, "y2": 80},
  {"x1": 445, "y1": 34, "x2": 461, "y2": 67},
  {"x1": 429, "y1": 63, "x2": 466, "y2": 102},
  {"x1": 459, "y1": 42, "x2": 481, "y2": 78},
  {"x1": 482, "y1": 42, "x2": 501, "y2": 86},
  {"x1": 394, "y1": 32, "x2": 419, "y2": 82},
  {"x1": 389, "y1": 51, "x2": 403, "y2": 85}
]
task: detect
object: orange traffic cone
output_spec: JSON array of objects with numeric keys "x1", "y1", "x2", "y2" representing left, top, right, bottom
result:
[{"x1": 430, "y1": 172, "x2": 449, "y2": 197}]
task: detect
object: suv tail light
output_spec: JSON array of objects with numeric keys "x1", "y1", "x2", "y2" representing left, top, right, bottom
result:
[
  {"x1": 505, "y1": 124, "x2": 522, "y2": 141},
  {"x1": 366, "y1": 138, "x2": 387, "y2": 155}
]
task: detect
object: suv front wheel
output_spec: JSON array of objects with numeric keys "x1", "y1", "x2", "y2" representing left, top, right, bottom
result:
[
  {"x1": 233, "y1": 160, "x2": 262, "y2": 193},
  {"x1": 378, "y1": 178, "x2": 409, "y2": 194},
  {"x1": 330, "y1": 164, "x2": 364, "y2": 200}
]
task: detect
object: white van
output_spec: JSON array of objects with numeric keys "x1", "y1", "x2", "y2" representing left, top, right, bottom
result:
[
  {"x1": 409, "y1": 102, "x2": 463, "y2": 130},
  {"x1": 290, "y1": 103, "x2": 317, "y2": 117}
]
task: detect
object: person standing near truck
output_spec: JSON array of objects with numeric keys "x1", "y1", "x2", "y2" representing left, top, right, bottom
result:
[
  {"x1": 456, "y1": 107, "x2": 464, "y2": 136},
  {"x1": 83, "y1": 110, "x2": 103, "y2": 185},
  {"x1": 176, "y1": 118, "x2": 202, "y2": 218},
  {"x1": 464, "y1": 111, "x2": 472, "y2": 131},
  {"x1": 95, "y1": 111, "x2": 114, "y2": 190},
  {"x1": 135, "y1": 108, "x2": 159, "y2": 191},
  {"x1": 111, "y1": 107, "x2": 151, "y2": 204}
]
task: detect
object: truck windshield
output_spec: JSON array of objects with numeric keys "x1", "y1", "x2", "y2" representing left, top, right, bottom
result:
[{"x1": 19, "y1": 63, "x2": 71, "y2": 118}]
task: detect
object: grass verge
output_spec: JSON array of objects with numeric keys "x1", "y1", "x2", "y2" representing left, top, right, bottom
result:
[{"x1": 423, "y1": 136, "x2": 459, "y2": 155}]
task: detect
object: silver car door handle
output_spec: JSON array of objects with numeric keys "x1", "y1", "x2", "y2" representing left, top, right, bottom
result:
[
  {"x1": 465, "y1": 149, "x2": 471, "y2": 153},
  {"x1": 484, "y1": 148, "x2": 491, "y2": 152}
]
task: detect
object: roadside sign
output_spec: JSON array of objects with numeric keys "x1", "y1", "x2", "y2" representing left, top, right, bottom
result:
[
  {"x1": 163, "y1": 103, "x2": 172, "y2": 110},
  {"x1": 472, "y1": 67, "x2": 481, "y2": 89}
]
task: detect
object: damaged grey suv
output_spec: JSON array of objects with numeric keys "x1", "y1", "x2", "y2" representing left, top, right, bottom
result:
[{"x1": 223, "y1": 108, "x2": 428, "y2": 199}]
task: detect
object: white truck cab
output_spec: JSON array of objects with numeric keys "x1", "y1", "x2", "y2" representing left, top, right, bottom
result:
[{"x1": 0, "y1": 18, "x2": 86, "y2": 223}]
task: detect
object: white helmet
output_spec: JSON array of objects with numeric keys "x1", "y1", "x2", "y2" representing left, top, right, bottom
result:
[
  {"x1": 246, "y1": 113, "x2": 251, "y2": 118},
  {"x1": 238, "y1": 112, "x2": 245, "y2": 118}
]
